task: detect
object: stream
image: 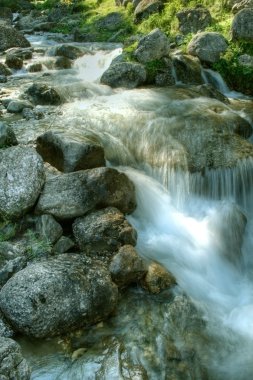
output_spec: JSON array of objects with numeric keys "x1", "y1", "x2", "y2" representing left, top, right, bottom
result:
[{"x1": 2, "y1": 32, "x2": 253, "y2": 379}]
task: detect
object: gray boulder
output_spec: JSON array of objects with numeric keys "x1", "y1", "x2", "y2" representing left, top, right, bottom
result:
[
  {"x1": 0, "y1": 311, "x2": 14, "y2": 337},
  {"x1": 54, "y1": 44, "x2": 85, "y2": 60},
  {"x1": 26, "y1": 82, "x2": 62, "y2": 105},
  {"x1": 73, "y1": 207, "x2": 137, "y2": 256},
  {"x1": 36, "y1": 131, "x2": 105, "y2": 172},
  {"x1": 0, "y1": 24, "x2": 30, "y2": 52},
  {"x1": 0, "y1": 337, "x2": 31, "y2": 379},
  {"x1": 238, "y1": 54, "x2": 253, "y2": 67},
  {"x1": 96, "y1": 12, "x2": 124, "y2": 31},
  {"x1": 7, "y1": 100, "x2": 33, "y2": 113},
  {"x1": 0, "y1": 146, "x2": 45, "y2": 220},
  {"x1": 53, "y1": 236, "x2": 75, "y2": 254},
  {"x1": 176, "y1": 5, "x2": 212, "y2": 34},
  {"x1": 109, "y1": 245, "x2": 147, "y2": 286},
  {"x1": 0, "y1": 254, "x2": 118, "y2": 337},
  {"x1": 231, "y1": 8, "x2": 253, "y2": 41},
  {"x1": 187, "y1": 32, "x2": 228, "y2": 63},
  {"x1": 5, "y1": 54, "x2": 23, "y2": 70},
  {"x1": 101, "y1": 62, "x2": 146, "y2": 88},
  {"x1": 0, "y1": 122, "x2": 18, "y2": 148},
  {"x1": 172, "y1": 53, "x2": 204, "y2": 85},
  {"x1": 134, "y1": 0, "x2": 164, "y2": 23},
  {"x1": 36, "y1": 167, "x2": 136, "y2": 220},
  {"x1": 35, "y1": 214, "x2": 63, "y2": 245},
  {"x1": 134, "y1": 28, "x2": 170, "y2": 64}
]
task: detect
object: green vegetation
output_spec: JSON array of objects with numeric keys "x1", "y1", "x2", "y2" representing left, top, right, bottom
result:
[{"x1": 0, "y1": 220, "x2": 17, "y2": 242}]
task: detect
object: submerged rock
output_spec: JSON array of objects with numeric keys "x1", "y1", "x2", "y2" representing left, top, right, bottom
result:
[
  {"x1": 187, "y1": 32, "x2": 228, "y2": 63},
  {"x1": 101, "y1": 62, "x2": 146, "y2": 89},
  {"x1": 0, "y1": 146, "x2": 45, "y2": 220},
  {"x1": 0, "y1": 24, "x2": 30, "y2": 52},
  {"x1": 0, "y1": 337, "x2": 31, "y2": 379},
  {"x1": 54, "y1": 44, "x2": 85, "y2": 60},
  {"x1": 0, "y1": 254, "x2": 118, "y2": 338},
  {"x1": 26, "y1": 82, "x2": 62, "y2": 105},
  {"x1": 73, "y1": 207, "x2": 137, "y2": 256},
  {"x1": 36, "y1": 167, "x2": 136, "y2": 220},
  {"x1": 36, "y1": 131, "x2": 105, "y2": 172}
]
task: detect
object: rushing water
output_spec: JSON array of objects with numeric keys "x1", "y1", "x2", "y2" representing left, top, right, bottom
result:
[{"x1": 3, "y1": 33, "x2": 253, "y2": 379}]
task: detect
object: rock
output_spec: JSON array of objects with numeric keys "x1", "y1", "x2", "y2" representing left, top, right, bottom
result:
[
  {"x1": 54, "y1": 44, "x2": 85, "y2": 60},
  {"x1": 7, "y1": 100, "x2": 33, "y2": 113},
  {"x1": 47, "y1": 5, "x2": 69, "y2": 22},
  {"x1": 55, "y1": 56, "x2": 72, "y2": 69},
  {"x1": 0, "y1": 337, "x2": 31, "y2": 379},
  {"x1": 0, "y1": 75, "x2": 7, "y2": 83},
  {"x1": 141, "y1": 262, "x2": 176, "y2": 294},
  {"x1": 53, "y1": 236, "x2": 75, "y2": 254},
  {"x1": 0, "y1": 122, "x2": 18, "y2": 148},
  {"x1": 73, "y1": 207, "x2": 137, "y2": 256},
  {"x1": 154, "y1": 58, "x2": 176, "y2": 86},
  {"x1": 17, "y1": 11, "x2": 47, "y2": 31},
  {"x1": 0, "y1": 311, "x2": 14, "y2": 337},
  {"x1": 134, "y1": 0, "x2": 164, "y2": 23},
  {"x1": 0, "y1": 24, "x2": 30, "y2": 52},
  {"x1": 109, "y1": 245, "x2": 147, "y2": 286},
  {"x1": 0, "y1": 256, "x2": 27, "y2": 288},
  {"x1": 5, "y1": 47, "x2": 33, "y2": 60},
  {"x1": 0, "y1": 62, "x2": 12, "y2": 76},
  {"x1": 35, "y1": 214, "x2": 63, "y2": 245},
  {"x1": 176, "y1": 5, "x2": 212, "y2": 35},
  {"x1": 101, "y1": 62, "x2": 146, "y2": 88},
  {"x1": 26, "y1": 82, "x2": 62, "y2": 105},
  {"x1": 36, "y1": 131, "x2": 105, "y2": 172},
  {"x1": 238, "y1": 53, "x2": 253, "y2": 67},
  {"x1": 27, "y1": 62, "x2": 42, "y2": 72},
  {"x1": 22, "y1": 107, "x2": 44, "y2": 120},
  {"x1": 134, "y1": 28, "x2": 170, "y2": 64},
  {"x1": 231, "y1": 8, "x2": 253, "y2": 41},
  {"x1": 33, "y1": 22, "x2": 55, "y2": 32},
  {"x1": 195, "y1": 84, "x2": 230, "y2": 104},
  {"x1": 187, "y1": 32, "x2": 228, "y2": 64},
  {"x1": 96, "y1": 12, "x2": 124, "y2": 32},
  {"x1": 0, "y1": 146, "x2": 45, "y2": 220},
  {"x1": 36, "y1": 167, "x2": 136, "y2": 220},
  {"x1": 0, "y1": 254, "x2": 118, "y2": 338},
  {"x1": 172, "y1": 53, "x2": 204, "y2": 85},
  {"x1": 5, "y1": 54, "x2": 23, "y2": 70},
  {"x1": 232, "y1": 0, "x2": 253, "y2": 13},
  {"x1": 0, "y1": 7, "x2": 12, "y2": 23}
]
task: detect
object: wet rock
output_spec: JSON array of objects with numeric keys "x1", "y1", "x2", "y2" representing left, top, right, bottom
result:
[
  {"x1": 27, "y1": 62, "x2": 42, "y2": 72},
  {"x1": 109, "y1": 245, "x2": 147, "y2": 286},
  {"x1": 36, "y1": 131, "x2": 105, "y2": 172},
  {"x1": 231, "y1": 8, "x2": 253, "y2": 41},
  {"x1": 96, "y1": 12, "x2": 124, "y2": 32},
  {"x1": 0, "y1": 254, "x2": 118, "y2": 338},
  {"x1": 195, "y1": 84, "x2": 229, "y2": 104},
  {"x1": 0, "y1": 62, "x2": 12, "y2": 76},
  {"x1": 187, "y1": 32, "x2": 228, "y2": 63},
  {"x1": 134, "y1": 0, "x2": 164, "y2": 23},
  {"x1": 0, "y1": 7, "x2": 12, "y2": 24},
  {"x1": 0, "y1": 146, "x2": 45, "y2": 220},
  {"x1": 232, "y1": 0, "x2": 253, "y2": 13},
  {"x1": 0, "y1": 122, "x2": 18, "y2": 148},
  {"x1": 101, "y1": 62, "x2": 146, "y2": 88},
  {"x1": 134, "y1": 28, "x2": 170, "y2": 64},
  {"x1": 172, "y1": 53, "x2": 204, "y2": 85},
  {"x1": 5, "y1": 47, "x2": 33, "y2": 60},
  {"x1": 0, "y1": 310, "x2": 14, "y2": 337},
  {"x1": 53, "y1": 236, "x2": 75, "y2": 254},
  {"x1": 5, "y1": 54, "x2": 23, "y2": 70},
  {"x1": 0, "y1": 24, "x2": 30, "y2": 52},
  {"x1": 73, "y1": 208, "x2": 137, "y2": 256},
  {"x1": 36, "y1": 167, "x2": 136, "y2": 220},
  {"x1": 0, "y1": 337, "x2": 31, "y2": 379},
  {"x1": 26, "y1": 82, "x2": 62, "y2": 105},
  {"x1": 141, "y1": 262, "x2": 176, "y2": 294},
  {"x1": 0, "y1": 75, "x2": 7, "y2": 83},
  {"x1": 7, "y1": 100, "x2": 33, "y2": 113},
  {"x1": 22, "y1": 107, "x2": 44, "y2": 120},
  {"x1": 33, "y1": 22, "x2": 55, "y2": 32},
  {"x1": 54, "y1": 44, "x2": 85, "y2": 60},
  {"x1": 176, "y1": 5, "x2": 212, "y2": 34},
  {"x1": 35, "y1": 214, "x2": 63, "y2": 245},
  {"x1": 55, "y1": 56, "x2": 72, "y2": 69}
]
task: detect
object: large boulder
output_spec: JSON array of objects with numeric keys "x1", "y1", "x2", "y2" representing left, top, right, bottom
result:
[
  {"x1": 36, "y1": 131, "x2": 105, "y2": 172},
  {"x1": 187, "y1": 32, "x2": 228, "y2": 63},
  {"x1": 172, "y1": 53, "x2": 204, "y2": 85},
  {"x1": 176, "y1": 5, "x2": 212, "y2": 34},
  {"x1": 0, "y1": 122, "x2": 18, "y2": 148},
  {"x1": 0, "y1": 254, "x2": 118, "y2": 338},
  {"x1": 36, "y1": 167, "x2": 136, "y2": 220},
  {"x1": 100, "y1": 62, "x2": 146, "y2": 88},
  {"x1": 0, "y1": 146, "x2": 45, "y2": 220},
  {"x1": 231, "y1": 8, "x2": 253, "y2": 41},
  {"x1": 0, "y1": 337, "x2": 31, "y2": 379},
  {"x1": 134, "y1": 28, "x2": 170, "y2": 64},
  {"x1": 0, "y1": 24, "x2": 30, "y2": 52},
  {"x1": 134, "y1": 0, "x2": 164, "y2": 23},
  {"x1": 73, "y1": 208, "x2": 137, "y2": 256},
  {"x1": 26, "y1": 82, "x2": 62, "y2": 105}
]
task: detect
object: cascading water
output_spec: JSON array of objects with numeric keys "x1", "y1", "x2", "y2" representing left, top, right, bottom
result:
[{"x1": 7, "y1": 34, "x2": 253, "y2": 379}]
